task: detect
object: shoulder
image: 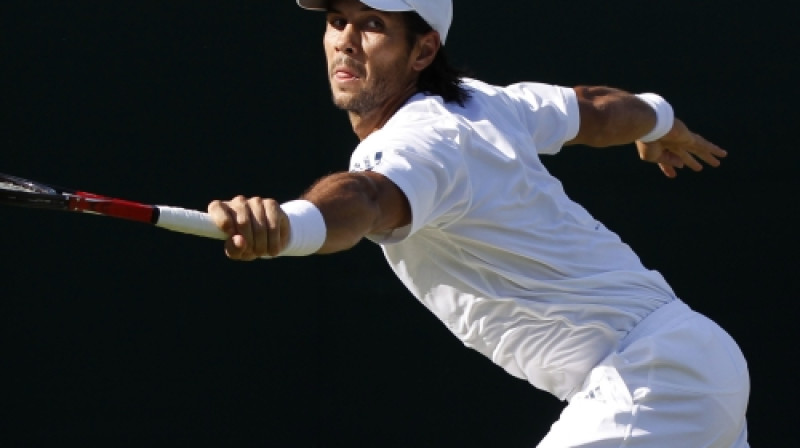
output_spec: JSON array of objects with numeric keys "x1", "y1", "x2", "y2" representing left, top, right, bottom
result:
[
  {"x1": 461, "y1": 78, "x2": 572, "y2": 101},
  {"x1": 501, "y1": 82, "x2": 576, "y2": 108},
  {"x1": 373, "y1": 94, "x2": 464, "y2": 143},
  {"x1": 350, "y1": 97, "x2": 465, "y2": 172},
  {"x1": 455, "y1": 78, "x2": 577, "y2": 124}
]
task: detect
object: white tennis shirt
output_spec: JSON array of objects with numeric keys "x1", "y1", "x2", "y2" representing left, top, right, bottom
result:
[{"x1": 348, "y1": 78, "x2": 676, "y2": 401}]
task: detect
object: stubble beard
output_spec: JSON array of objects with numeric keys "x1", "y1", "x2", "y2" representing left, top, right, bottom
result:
[
  {"x1": 329, "y1": 55, "x2": 408, "y2": 117},
  {"x1": 332, "y1": 77, "x2": 392, "y2": 116}
]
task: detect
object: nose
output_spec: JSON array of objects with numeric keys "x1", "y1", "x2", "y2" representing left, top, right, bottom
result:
[{"x1": 335, "y1": 24, "x2": 358, "y2": 55}]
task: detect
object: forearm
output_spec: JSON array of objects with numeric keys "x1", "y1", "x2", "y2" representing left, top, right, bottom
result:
[
  {"x1": 567, "y1": 86, "x2": 660, "y2": 147},
  {"x1": 301, "y1": 171, "x2": 410, "y2": 254}
]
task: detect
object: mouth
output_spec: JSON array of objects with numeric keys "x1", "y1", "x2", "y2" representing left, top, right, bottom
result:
[
  {"x1": 330, "y1": 57, "x2": 364, "y2": 83},
  {"x1": 332, "y1": 66, "x2": 361, "y2": 82}
]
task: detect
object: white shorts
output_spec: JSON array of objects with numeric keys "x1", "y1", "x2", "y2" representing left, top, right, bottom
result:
[{"x1": 537, "y1": 300, "x2": 750, "y2": 448}]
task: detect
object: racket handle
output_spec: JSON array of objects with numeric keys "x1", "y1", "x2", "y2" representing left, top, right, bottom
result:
[{"x1": 155, "y1": 205, "x2": 227, "y2": 240}]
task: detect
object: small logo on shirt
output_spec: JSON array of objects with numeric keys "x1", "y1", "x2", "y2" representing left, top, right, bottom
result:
[{"x1": 351, "y1": 151, "x2": 383, "y2": 172}]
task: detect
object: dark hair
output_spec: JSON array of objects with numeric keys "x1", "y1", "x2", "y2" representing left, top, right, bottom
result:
[{"x1": 402, "y1": 12, "x2": 471, "y2": 106}]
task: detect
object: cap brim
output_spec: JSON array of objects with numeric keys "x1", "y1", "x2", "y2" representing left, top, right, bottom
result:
[
  {"x1": 297, "y1": 0, "x2": 328, "y2": 10},
  {"x1": 297, "y1": 0, "x2": 413, "y2": 12}
]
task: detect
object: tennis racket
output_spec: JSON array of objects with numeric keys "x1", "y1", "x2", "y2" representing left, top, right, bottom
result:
[{"x1": 0, "y1": 171, "x2": 227, "y2": 240}]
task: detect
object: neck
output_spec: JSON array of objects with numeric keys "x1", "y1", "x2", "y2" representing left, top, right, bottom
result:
[{"x1": 349, "y1": 85, "x2": 418, "y2": 141}]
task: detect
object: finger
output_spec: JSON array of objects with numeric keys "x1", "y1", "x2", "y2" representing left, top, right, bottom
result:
[
  {"x1": 209, "y1": 199, "x2": 247, "y2": 259},
  {"x1": 207, "y1": 200, "x2": 237, "y2": 236},
  {"x1": 666, "y1": 150, "x2": 685, "y2": 168},
  {"x1": 263, "y1": 198, "x2": 284, "y2": 256},
  {"x1": 692, "y1": 133, "x2": 727, "y2": 156},
  {"x1": 691, "y1": 134, "x2": 728, "y2": 167},
  {"x1": 674, "y1": 148, "x2": 704, "y2": 172},
  {"x1": 225, "y1": 235, "x2": 248, "y2": 260},
  {"x1": 229, "y1": 195, "x2": 254, "y2": 250},
  {"x1": 248, "y1": 197, "x2": 269, "y2": 257},
  {"x1": 219, "y1": 195, "x2": 256, "y2": 260},
  {"x1": 658, "y1": 162, "x2": 677, "y2": 178},
  {"x1": 658, "y1": 151, "x2": 683, "y2": 175}
]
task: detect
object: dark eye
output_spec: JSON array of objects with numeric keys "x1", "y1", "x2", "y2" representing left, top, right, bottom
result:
[
  {"x1": 327, "y1": 16, "x2": 346, "y2": 29},
  {"x1": 364, "y1": 18, "x2": 384, "y2": 31}
]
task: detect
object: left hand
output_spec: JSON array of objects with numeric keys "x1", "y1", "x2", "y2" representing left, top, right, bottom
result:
[{"x1": 636, "y1": 118, "x2": 728, "y2": 178}]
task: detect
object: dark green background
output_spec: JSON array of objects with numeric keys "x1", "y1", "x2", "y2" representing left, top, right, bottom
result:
[{"x1": 1, "y1": 1, "x2": 796, "y2": 446}]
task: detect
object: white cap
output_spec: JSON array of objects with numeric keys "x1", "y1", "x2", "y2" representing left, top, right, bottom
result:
[{"x1": 296, "y1": 0, "x2": 453, "y2": 43}]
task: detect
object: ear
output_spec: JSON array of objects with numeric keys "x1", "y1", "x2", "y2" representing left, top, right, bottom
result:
[{"x1": 411, "y1": 31, "x2": 440, "y2": 72}]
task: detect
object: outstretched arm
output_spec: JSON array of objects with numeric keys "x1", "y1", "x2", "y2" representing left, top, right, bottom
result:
[
  {"x1": 566, "y1": 86, "x2": 727, "y2": 178},
  {"x1": 300, "y1": 171, "x2": 411, "y2": 253},
  {"x1": 207, "y1": 171, "x2": 411, "y2": 260}
]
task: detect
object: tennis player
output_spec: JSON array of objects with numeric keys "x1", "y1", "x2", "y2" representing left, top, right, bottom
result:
[{"x1": 208, "y1": 0, "x2": 750, "y2": 445}]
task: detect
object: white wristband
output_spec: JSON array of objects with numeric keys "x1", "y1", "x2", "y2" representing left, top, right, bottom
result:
[
  {"x1": 635, "y1": 93, "x2": 674, "y2": 142},
  {"x1": 280, "y1": 199, "x2": 327, "y2": 256}
]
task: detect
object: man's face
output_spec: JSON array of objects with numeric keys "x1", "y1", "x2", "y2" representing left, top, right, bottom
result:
[{"x1": 323, "y1": 0, "x2": 417, "y2": 115}]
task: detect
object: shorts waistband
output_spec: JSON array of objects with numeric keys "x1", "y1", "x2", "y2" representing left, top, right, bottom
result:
[{"x1": 620, "y1": 299, "x2": 692, "y2": 350}]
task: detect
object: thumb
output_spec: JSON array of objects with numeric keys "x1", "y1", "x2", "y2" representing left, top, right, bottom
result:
[{"x1": 636, "y1": 140, "x2": 664, "y2": 163}]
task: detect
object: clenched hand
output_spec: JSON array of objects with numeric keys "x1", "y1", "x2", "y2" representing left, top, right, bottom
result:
[{"x1": 207, "y1": 196, "x2": 290, "y2": 260}]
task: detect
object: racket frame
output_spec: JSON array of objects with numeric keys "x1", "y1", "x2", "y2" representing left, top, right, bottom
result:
[{"x1": 0, "y1": 172, "x2": 157, "y2": 223}]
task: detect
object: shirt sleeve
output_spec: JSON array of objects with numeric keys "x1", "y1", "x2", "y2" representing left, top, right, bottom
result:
[
  {"x1": 503, "y1": 83, "x2": 580, "y2": 155},
  {"x1": 349, "y1": 121, "x2": 470, "y2": 244}
]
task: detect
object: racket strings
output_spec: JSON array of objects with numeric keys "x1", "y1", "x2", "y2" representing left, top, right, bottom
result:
[
  {"x1": 1, "y1": 181, "x2": 37, "y2": 193},
  {"x1": 0, "y1": 179, "x2": 54, "y2": 194}
]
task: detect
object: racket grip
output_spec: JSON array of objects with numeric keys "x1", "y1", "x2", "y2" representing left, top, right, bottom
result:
[{"x1": 155, "y1": 205, "x2": 227, "y2": 240}]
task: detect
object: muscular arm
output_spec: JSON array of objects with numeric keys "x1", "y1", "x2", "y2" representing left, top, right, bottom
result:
[
  {"x1": 566, "y1": 86, "x2": 657, "y2": 148},
  {"x1": 207, "y1": 170, "x2": 411, "y2": 260},
  {"x1": 301, "y1": 171, "x2": 411, "y2": 254},
  {"x1": 565, "y1": 86, "x2": 728, "y2": 178}
]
